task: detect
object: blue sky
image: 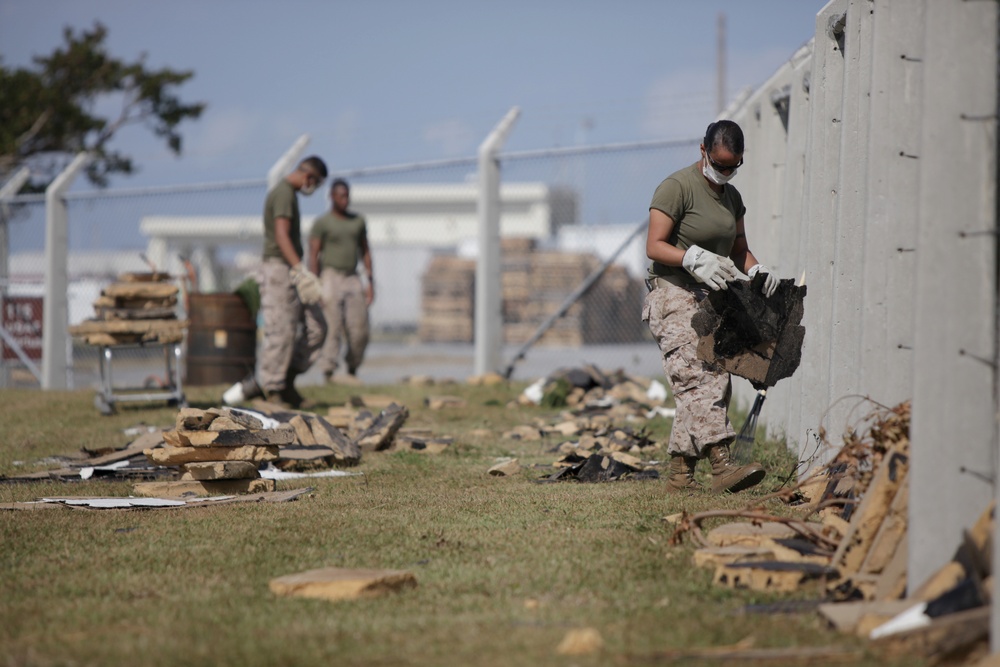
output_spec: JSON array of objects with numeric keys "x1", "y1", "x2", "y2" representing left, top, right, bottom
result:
[{"x1": 1, "y1": 0, "x2": 827, "y2": 187}]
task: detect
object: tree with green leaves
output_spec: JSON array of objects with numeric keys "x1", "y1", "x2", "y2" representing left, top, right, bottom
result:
[{"x1": 0, "y1": 22, "x2": 205, "y2": 190}]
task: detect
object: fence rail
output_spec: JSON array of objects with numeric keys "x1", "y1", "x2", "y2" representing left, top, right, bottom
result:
[{"x1": 0, "y1": 136, "x2": 700, "y2": 390}]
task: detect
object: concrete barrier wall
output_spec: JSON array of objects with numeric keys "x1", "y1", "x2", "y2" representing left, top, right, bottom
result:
[{"x1": 724, "y1": 0, "x2": 997, "y2": 586}]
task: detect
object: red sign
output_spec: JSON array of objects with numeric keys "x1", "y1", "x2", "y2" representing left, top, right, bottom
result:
[{"x1": 2, "y1": 297, "x2": 43, "y2": 361}]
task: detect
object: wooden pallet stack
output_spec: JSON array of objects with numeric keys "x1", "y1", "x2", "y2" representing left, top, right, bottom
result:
[
  {"x1": 500, "y1": 236, "x2": 534, "y2": 329},
  {"x1": 417, "y1": 238, "x2": 647, "y2": 346},
  {"x1": 68, "y1": 271, "x2": 188, "y2": 346},
  {"x1": 503, "y1": 250, "x2": 594, "y2": 346},
  {"x1": 418, "y1": 256, "x2": 475, "y2": 343},
  {"x1": 137, "y1": 407, "x2": 285, "y2": 497}
]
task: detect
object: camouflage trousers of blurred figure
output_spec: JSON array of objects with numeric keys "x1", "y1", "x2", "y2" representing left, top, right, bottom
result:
[
  {"x1": 642, "y1": 279, "x2": 735, "y2": 458},
  {"x1": 258, "y1": 259, "x2": 328, "y2": 393},
  {"x1": 318, "y1": 268, "x2": 370, "y2": 378}
]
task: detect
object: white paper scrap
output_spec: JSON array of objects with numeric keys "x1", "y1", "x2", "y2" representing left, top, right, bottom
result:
[
  {"x1": 646, "y1": 379, "x2": 668, "y2": 402},
  {"x1": 79, "y1": 459, "x2": 131, "y2": 480},
  {"x1": 258, "y1": 466, "x2": 361, "y2": 480}
]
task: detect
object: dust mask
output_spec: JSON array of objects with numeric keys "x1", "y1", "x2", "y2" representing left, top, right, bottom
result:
[{"x1": 702, "y1": 158, "x2": 736, "y2": 185}]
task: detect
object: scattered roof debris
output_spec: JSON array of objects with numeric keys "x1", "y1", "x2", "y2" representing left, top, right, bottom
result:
[
  {"x1": 691, "y1": 275, "x2": 806, "y2": 387},
  {"x1": 1, "y1": 487, "x2": 313, "y2": 511},
  {"x1": 667, "y1": 399, "x2": 995, "y2": 663}
]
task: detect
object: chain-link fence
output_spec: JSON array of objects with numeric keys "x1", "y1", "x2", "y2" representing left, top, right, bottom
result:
[{"x1": 0, "y1": 136, "x2": 701, "y2": 390}]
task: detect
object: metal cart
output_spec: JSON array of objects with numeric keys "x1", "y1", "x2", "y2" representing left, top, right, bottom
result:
[{"x1": 94, "y1": 342, "x2": 186, "y2": 415}]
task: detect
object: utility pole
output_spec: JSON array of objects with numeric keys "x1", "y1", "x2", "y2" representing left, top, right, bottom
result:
[{"x1": 717, "y1": 12, "x2": 727, "y2": 115}]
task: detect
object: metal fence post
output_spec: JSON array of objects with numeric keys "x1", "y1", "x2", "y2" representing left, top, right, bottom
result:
[
  {"x1": 0, "y1": 168, "x2": 31, "y2": 295},
  {"x1": 475, "y1": 107, "x2": 520, "y2": 376},
  {"x1": 268, "y1": 134, "x2": 311, "y2": 190},
  {"x1": 42, "y1": 153, "x2": 89, "y2": 389},
  {"x1": 0, "y1": 168, "x2": 32, "y2": 387}
]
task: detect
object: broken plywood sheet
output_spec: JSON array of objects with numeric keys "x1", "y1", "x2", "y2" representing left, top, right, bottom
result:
[
  {"x1": 324, "y1": 406, "x2": 356, "y2": 429},
  {"x1": 690, "y1": 276, "x2": 806, "y2": 387},
  {"x1": 714, "y1": 561, "x2": 838, "y2": 593},
  {"x1": 133, "y1": 478, "x2": 275, "y2": 498},
  {"x1": 393, "y1": 436, "x2": 452, "y2": 454},
  {"x1": 817, "y1": 600, "x2": 915, "y2": 635},
  {"x1": 354, "y1": 403, "x2": 409, "y2": 453},
  {"x1": 859, "y1": 481, "x2": 909, "y2": 575},
  {"x1": 705, "y1": 521, "x2": 825, "y2": 548},
  {"x1": 488, "y1": 458, "x2": 521, "y2": 476},
  {"x1": 503, "y1": 424, "x2": 543, "y2": 441},
  {"x1": 350, "y1": 394, "x2": 398, "y2": 410},
  {"x1": 870, "y1": 605, "x2": 989, "y2": 663},
  {"x1": 71, "y1": 430, "x2": 166, "y2": 468},
  {"x1": 68, "y1": 318, "x2": 189, "y2": 337},
  {"x1": 173, "y1": 425, "x2": 295, "y2": 447},
  {"x1": 309, "y1": 415, "x2": 361, "y2": 464},
  {"x1": 181, "y1": 460, "x2": 260, "y2": 481},
  {"x1": 275, "y1": 445, "x2": 339, "y2": 470},
  {"x1": 269, "y1": 567, "x2": 416, "y2": 602},
  {"x1": 176, "y1": 407, "x2": 222, "y2": 430},
  {"x1": 874, "y1": 537, "x2": 909, "y2": 601},
  {"x1": 424, "y1": 395, "x2": 467, "y2": 410},
  {"x1": 768, "y1": 537, "x2": 833, "y2": 566},
  {"x1": 102, "y1": 281, "x2": 179, "y2": 299},
  {"x1": 555, "y1": 628, "x2": 604, "y2": 656},
  {"x1": 692, "y1": 546, "x2": 777, "y2": 569},
  {"x1": 289, "y1": 415, "x2": 317, "y2": 445},
  {"x1": 0, "y1": 488, "x2": 313, "y2": 511},
  {"x1": 145, "y1": 444, "x2": 279, "y2": 466},
  {"x1": 208, "y1": 416, "x2": 248, "y2": 432},
  {"x1": 830, "y1": 447, "x2": 909, "y2": 580}
]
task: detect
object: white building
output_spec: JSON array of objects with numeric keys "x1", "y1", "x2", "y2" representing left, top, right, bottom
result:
[{"x1": 139, "y1": 182, "x2": 578, "y2": 329}]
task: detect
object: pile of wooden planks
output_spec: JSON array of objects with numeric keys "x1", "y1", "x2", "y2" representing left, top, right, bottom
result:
[
  {"x1": 680, "y1": 401, "x2": 913, "y2": 597},
  {"x1": 137, "y1": 407, "x2": 286, "y2": 497},
  {"x1": 417, "y1": 238, "x2": 647, "y2": 345},
  {"x1": 69, "y1": 271, "x2": 188, "y2": 346},
  {"x1": 251, "y1": 397, "x2": 411, "y2": 466},
  {"x1": 677, "y1": 399, "x2": 997, "y2": 663}
]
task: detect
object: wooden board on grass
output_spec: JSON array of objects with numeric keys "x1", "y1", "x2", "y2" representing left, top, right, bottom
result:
[
  {"x1": 133, "y1": 478, "x2": 275, "y2": 498},
  {"x1": 269, "y1": 567, "x2": 417, "y2": 602}
]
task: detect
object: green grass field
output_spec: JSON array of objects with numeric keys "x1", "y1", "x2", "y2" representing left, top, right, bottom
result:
[{"x1": 0, "y1": 381, "x2": 920, "y2": 667}]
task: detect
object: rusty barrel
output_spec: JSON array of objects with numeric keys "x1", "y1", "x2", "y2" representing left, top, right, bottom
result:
[{"x1": 185, "y1": 293, "x2": 256, "y2": 386}]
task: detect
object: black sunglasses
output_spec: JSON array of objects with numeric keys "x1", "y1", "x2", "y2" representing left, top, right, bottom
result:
[{"x1": 705, "y1": 153, "x2": 743, "y2": 174}]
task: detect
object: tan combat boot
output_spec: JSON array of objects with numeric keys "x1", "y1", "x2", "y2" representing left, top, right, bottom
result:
[
  {"x1": 706, "y1": 442, "x2": 766, "y2": 493},
  {"x1": 666, "y1": 454, "x2": 702, "y2": 493}
]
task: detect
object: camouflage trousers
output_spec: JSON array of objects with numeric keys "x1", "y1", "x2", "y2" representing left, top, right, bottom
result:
[
  {"x1": 258, "y1": 259, "x2": 328, "y2": 393},
  {"x1": 642, "y1": 279, "x2": 735, "y2": 458},
  {"x1": 318, "y1": 268, "x2": 370, "y2": 377}
]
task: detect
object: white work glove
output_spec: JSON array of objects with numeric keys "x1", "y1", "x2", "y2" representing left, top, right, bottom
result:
[
  {"x1": 681, "y1": 244, "x2": 738, "y2": 291},
  {"x1": 289, "y1": 264, "x2": 322, "y2": 305},
  {"x1": 748, "y1": 263, "x2": 780, "y2": 298}
]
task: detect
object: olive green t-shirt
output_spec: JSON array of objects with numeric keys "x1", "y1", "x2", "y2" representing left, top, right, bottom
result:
[
  {"x1": 647, "y1": 162, "x2": 746, "y2": 286},
  {"x1": 309, "y1": 211, "x2": 368, "y2": 274},
  {"x1": 262, "y1": 180, "x2": 302, "y2": 263}
]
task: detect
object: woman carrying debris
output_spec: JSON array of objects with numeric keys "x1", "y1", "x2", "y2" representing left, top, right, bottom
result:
[{"x1": 643, "y1": 120, "x2": 778, "y2": 494}]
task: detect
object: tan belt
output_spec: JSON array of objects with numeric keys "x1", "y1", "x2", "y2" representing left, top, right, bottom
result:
[{"x1": 645, "y1": 275, "x2": 689, "y2": 291}]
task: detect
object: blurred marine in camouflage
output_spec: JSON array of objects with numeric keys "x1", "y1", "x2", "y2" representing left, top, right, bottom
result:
[
  {"x1": 223, "y1": 156, "x2": 329, "y2": 409},
  {"x1": 309, "y1": 178, "x2": 373, "y2": 383}
]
